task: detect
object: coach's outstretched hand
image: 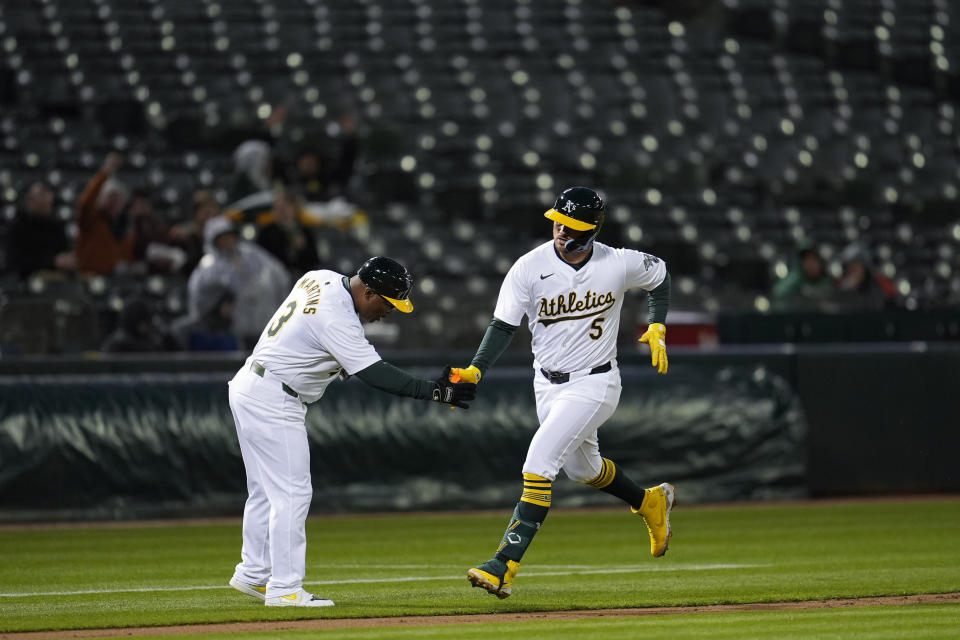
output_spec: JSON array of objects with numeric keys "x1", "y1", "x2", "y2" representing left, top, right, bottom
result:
[
  {"x1": 639, "y1": 323, "x2": 668, "y2": 374},
  {"x1": 433, "y1": 366, "x2": 478, "y2": 409}
]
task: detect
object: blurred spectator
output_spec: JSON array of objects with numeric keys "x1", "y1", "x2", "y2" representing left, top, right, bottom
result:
[
  {"x1": 6, "y1": 182, "x2": 75, "y2": 278},
  {"x1": 187, "y1": 215, "x2": 290, "y2": 348},
  {"x1": 170, "y1": 283, "x2": 239, "y2": 351},
  {"x1": 101, "y1": 298, "x2": 178, "y2": 353},
  {"x1": 256, "y1": 190, "x2": 320, "y2": 277},
  {"x1": 75, "y1": 153, "x2": 135, "y2": 275},
  {"x1": 223, "y1": 103, "x2": 295, "y2": 219},
  {"x1": 127, "y1": 188, "x2": 187, "y2": 274},
  {"x1": 229, "y1": 139, "x2": 274, "y2": 203},
  {"x1": 224, "y1": 114, "x2": 365, "y2": 229},
  {"x1": 291, "y1": 113, "x2": 359, "y2": 202},
  {"x1": 224, "y1": 139, "x2": 286, "y2": 225},
  {"x1": 772, "y1": 244, "x2": 834, "y2": 310},
  {"x1": 170, "y1": 189, "x2": 221, "y2": 275},
  {"x1": 834, "y1": 243, "x2": 898, "y2": 310}
]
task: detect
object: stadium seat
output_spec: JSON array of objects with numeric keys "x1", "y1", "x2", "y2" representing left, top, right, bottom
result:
[{"x1": 0, "y1": 0, "x2": 958, "y2": 341}]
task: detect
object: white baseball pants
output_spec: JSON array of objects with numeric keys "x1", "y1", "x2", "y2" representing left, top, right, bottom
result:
[
  {"x1": 524, "y1": 365, "x2": 622, "y2": 482},
  {"x1": 228, "y1": 365, "x2": 312, "y2": 598}
]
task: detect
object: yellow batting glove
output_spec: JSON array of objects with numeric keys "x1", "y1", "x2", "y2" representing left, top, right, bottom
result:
[
  {"x1": 638, "y1": 323, "x2": 668, "y2": 374},
  {"x1": 447, "y1": 365, "x2": 481, "y2": 410},
  {"x1": 449, "y1": 365, "x2": 482, "y2": 384}
]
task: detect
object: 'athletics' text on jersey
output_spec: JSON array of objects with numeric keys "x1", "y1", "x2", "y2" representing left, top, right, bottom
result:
[{"x1": 493, "y1": 241, "x2": 666, "y2": 373}]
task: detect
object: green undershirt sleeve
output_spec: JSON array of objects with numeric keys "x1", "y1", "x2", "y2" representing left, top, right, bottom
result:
[
  {"x1": 354, "y1": 360, "x2": 435, "y2": 401},
  {"x1": 648, "y1": 272, "x2": 671, "y2": 325},
  {"x1": 470, "y1": 317, "x2": 518, "y2": 374}
]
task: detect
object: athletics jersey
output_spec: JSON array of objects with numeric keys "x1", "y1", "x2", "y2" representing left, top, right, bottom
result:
[
  {"x1": 247, "y1": 269, "x2": 381, "y2": 403},
  {"x1": 493, "y1": 241, "x2": 666, "y2": 374}
]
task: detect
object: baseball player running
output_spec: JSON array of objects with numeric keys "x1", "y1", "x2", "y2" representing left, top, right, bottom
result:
[
  {"x1": 228, "y1": 256, "x2": 476, "y2": 607},
  {"x1": 450, "y1": 187, "x2": 675, "y2": 598}
]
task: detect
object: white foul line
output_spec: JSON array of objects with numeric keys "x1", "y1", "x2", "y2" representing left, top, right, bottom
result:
[{"x1": 0, "y1": 564, "x2": 761, "y2": 598}]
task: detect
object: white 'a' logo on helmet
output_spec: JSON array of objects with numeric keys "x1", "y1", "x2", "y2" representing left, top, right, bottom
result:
[{"x1": 562, "y1": 200, "x2": 577, "y2": 213}]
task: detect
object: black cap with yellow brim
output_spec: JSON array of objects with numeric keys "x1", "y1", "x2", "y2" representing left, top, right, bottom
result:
[{"x1": 357, "y1": 256, "x2": 414, "y2": 314}]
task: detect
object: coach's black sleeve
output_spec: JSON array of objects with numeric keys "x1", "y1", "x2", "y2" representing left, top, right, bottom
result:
[
  {"x1": 648, "y1": 272, "x2": 671, "y2": 325},
  {"x1": 470, "y1": 317, "x2": 518, "y2": 374},
  {"x1": 354, "y1": 360, "x2": 435, "y2": 400}
]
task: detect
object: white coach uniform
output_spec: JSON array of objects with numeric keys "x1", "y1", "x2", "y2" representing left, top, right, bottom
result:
[
  {"x1": 492, "y1": 241, "x2": 667, "y2": 483},
  {"x1": 228, "y1": 270, "x2": 381, "y2": 598}
]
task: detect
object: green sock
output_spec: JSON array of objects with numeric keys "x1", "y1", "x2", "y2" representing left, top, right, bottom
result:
[{"x1": 586, "y1": 458, "x2": 646, "y2": 510}]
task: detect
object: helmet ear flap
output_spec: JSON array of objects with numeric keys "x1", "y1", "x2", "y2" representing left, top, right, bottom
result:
[{"x1": 564, "y1": 223, "x2": 602, "y2": 253}]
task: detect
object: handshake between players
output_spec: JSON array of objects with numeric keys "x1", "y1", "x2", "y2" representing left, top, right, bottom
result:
[{"x1": 435, "y1": 366, "x2": 478, "y2": 409}]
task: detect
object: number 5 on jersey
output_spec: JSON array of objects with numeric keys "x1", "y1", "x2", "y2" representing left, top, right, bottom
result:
[
  {"x1": 589, "y1": 317, "x2": 605, "y2": 340},
  {"x1": 267, "y1": 301, "x2": 298, "y2": 336}
]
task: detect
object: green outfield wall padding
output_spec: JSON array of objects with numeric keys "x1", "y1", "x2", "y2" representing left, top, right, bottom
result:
[{"x1": 0, "y1": 364, "x2": 805, "y2": 521}]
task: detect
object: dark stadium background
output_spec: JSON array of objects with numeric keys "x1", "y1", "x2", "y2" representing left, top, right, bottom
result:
[{"x1": 0, "y1": 0, "x2": 957, "y2": 521}]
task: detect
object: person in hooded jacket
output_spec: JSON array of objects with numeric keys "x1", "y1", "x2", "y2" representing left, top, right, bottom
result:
[
  {"x1": 833, "y1": 243, "x2": 898, "y2": 310},
  {"x1": 186, "y1": 215, "x2": 291, "y2": 348},
  {"x1": 771, "y1": 243, "x2": 834, "y2": 310},
  {"x1": 229, "y1": 140, "x2": 274, "y2": 203}
]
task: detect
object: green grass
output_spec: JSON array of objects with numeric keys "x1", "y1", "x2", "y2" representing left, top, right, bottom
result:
[
  {"x1": 133, "y1": 604, "x2": 960, "y2": 640},
  {"x1": 1, "y1": 499, "x2": 958, "y2": 634}
]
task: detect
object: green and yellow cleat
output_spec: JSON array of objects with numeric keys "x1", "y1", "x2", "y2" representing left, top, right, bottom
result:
[
  {"x1": 633, "y1": 482, "x2": 676, "y2": 557},
  {"x1": 467, "y1": 558, "x2": 520, "y2": 599}
]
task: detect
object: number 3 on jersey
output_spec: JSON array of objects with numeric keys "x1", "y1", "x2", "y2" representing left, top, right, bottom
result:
[
  {"x1": 267, "y1": 301, "x2": 297, "y2": 336},
  {"x1": 589, "y1": 316, "x2": 605, "y2": 340}
]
